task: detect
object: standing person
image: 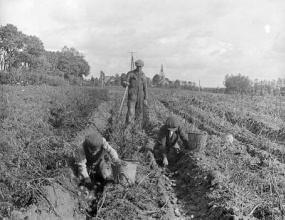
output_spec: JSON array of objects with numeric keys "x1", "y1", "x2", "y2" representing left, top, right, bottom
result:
[
  {"x1": 122, "y1": 59, "x2": 148, "y2": 125},
  {"x1": 155, "y1": 116, "x2": 191, "y2": 166},
  {"x1": 75, "y1": 131, "x2": 124, "y2": 188}
]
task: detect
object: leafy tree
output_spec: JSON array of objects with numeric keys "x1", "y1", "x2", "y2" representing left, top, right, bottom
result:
[
  {"x1": 91, "y1": 76, "x2": 95, "y2": 86},
  {"x1": 57, "y1": 46, "x2": 90, "y2": 78},
  {"x1": 174, "y1": 79, "x2": 181, "y2": 89},
  {"x1": 152, "y1": 74, "x2": 160, "y2": 86},
  {"x1": 120, "y1": 73, "x2": 127, "y2": 87},
  {"x1": 21, "y1": 35, "x2": 45, "y2": 70},
  {"x1": 277, "y1": 78, "x2": 285, "y2": 87},
  {"x1": 114, "y1": 73, "x2": 121, "y2": 86},
  {"x1": 44, "y1": 51, "x2": 60, "y2": 72},
  {"x1": 94, "y1": 77, "x2": 99, "y2": 86},
  {"x1": 0, "y1": 24, "x2": 25, "y2": 70},
  {"x1": 146, "y1": 77, "x2": 152, "y2": 87},
  {"x1": 0, "y1": 24, "x2": 48, "y2": 72},
  {"x1": 224, "y1": 73, "x2": 252, "y2": 94}
]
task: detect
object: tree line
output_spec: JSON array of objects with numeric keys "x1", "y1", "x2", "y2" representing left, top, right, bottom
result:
[
  {"x1": 0, "y1": 24, "x2": 90, "y2": 85},
  {"x1": 223, "y1": 73, "x2": 285, "y2": 96},
  {"x1": 152, "y1": 73, "x2": 198, "y2": 90},
  {"x1": 91, "y1": 71, "x2": 199, "y2": 91},
  {"x1": 2, "y1": 24, "x2": 284, "y2": 94}
]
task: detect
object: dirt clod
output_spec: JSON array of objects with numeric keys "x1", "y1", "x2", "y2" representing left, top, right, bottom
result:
[{"x1": 174, "y1": 207, "x2": 181, "y2": 217}]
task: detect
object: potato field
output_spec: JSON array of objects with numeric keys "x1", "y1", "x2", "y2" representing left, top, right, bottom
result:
[{"x1": 1, "y1": 85, "x2": 285, "y2": 220}]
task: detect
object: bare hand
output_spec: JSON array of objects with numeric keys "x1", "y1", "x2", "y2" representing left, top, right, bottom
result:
[
  {"x1": 144, "y1": 100, "x2": 148, "y2": 106},
  {"x1": 78, "y1": 177, "x2": 92, "y2": 188},
  {"x1": 84, "y1": 177, "x2": 92, "y2": 184},
  {"x1": 84, "y1": 179, "x2": 95, "y2": 190},
  {"x1": 163, "y1": 157, "x2": 169, "y2": 167}
]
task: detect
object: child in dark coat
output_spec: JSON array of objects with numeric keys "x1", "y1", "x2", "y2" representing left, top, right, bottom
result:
[{"x1": 156, "y1": 116, "x2": 190, "y2": 166}]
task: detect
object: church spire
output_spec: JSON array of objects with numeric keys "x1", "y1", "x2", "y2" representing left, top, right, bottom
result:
[{"x1": 159, "y1": 63, "x2": 165, "y2": 78}]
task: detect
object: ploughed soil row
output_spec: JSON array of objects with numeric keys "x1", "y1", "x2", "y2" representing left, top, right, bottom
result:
[
  {"x1": 159, "y1": 97, "x2": 285, "y2": 164},
  {"x1": 69, "y1": 89, "x2": 283, "y2": 220},
  {"x1": 9, "y1": 89, "x2": 215, "y2": 220},
  {"x1": 157, "y1": 92, "x2": 285, "y2": 163},
  {"x1": 152, "y1": 89, "x2": 285, "y2": 220},
  {"x1": 77, "y1": 91, "x2": 218, "y2": 220}
]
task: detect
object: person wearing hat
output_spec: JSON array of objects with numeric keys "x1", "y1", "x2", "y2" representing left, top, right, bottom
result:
[
  {"x1": 75, "y1": 131, "x2": 123, "y2": 187},
  {"x1": 156, "y1": 116, "x2": 190, "y2": 166},
  {"x1": 122, "y1": 59, "x2": 148, "y2": 124}
]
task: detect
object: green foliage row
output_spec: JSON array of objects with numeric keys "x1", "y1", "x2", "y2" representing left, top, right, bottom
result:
[
  {"x1": 0, "y1": 68, "x2": 97, "y2": 87},
  {"x1": 0, "y1": 69, "x2": 66, "y2": 86},
  {"x1": 0, "y1": 85, "x2": 109, "y2": 214}
]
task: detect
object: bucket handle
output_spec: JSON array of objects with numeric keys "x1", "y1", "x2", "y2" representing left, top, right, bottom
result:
[{"x1": 119, "y1": 172, "x2": 132, "y2": 185}]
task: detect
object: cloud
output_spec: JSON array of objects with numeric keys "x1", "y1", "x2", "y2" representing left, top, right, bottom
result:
[
  {"x1": 272, "y1": 30, "x2": 285, "y2": 54},
  {"x1": 1, "y1": 0, "x2": 285, "y2": 86}
]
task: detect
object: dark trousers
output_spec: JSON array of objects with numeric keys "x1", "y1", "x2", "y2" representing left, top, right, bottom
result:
[
  {"x1": 87, "y1": 159, "x2": 112, "y2": 181},
  {"x1": 153, "y1": 143, "x2": 182, "y2": 165},
  {"x1": 126, "y1": 89, "x2": 144, "y2": 124}
]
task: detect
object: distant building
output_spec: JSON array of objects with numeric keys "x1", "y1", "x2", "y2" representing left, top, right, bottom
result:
[
  {"x1": 99, "y1": 71, "x2": 115, "y2": 87},
  {"x1": 105, "y1": 76, "x2": 116, "y2": 85},
  {"x1": 158, "y1": 64, "x2": 169, "y2": 87},
  {"x1": 180, "y1": 81, "x2": 188, "y2": 86},
  {"x1": 159, "y1": 78, "x2": 169, "y2": 87},
  {"x1": 159, "y1": 63, "x2": 165, "y2": 78}
]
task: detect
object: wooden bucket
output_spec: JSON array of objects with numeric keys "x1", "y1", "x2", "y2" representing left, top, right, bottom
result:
[
  {"x1": 112, "y1": 160, "x2": 139, "y2": 186},
  {"x1": 188, "y1": 132, "x2": 208, "y2": 152}
]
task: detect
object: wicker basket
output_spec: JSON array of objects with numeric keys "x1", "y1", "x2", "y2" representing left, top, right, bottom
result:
[{"x1": 188, "y1": 132, "x2": 208, "y2": 153}]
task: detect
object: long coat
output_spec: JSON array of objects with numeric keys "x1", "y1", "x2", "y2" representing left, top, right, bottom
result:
[
  {"x1": 123, "y1": 69, "x2": 148, "y2": 113},
  {"x1": 157, "y1": 125, "x2": 189, "y2": 155}
]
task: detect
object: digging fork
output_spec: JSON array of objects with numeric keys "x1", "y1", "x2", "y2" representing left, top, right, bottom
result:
[{"x1": 119, "y1": 86, "x2": 128, "y2": 116}]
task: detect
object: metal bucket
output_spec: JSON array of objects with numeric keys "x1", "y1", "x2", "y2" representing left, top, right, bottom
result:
[
  {"x1": 188, "y1": 132, "x2": 208, "y2": 152},
  {"x1": 112, "y1": 160, "x2": 139, "y2": 186}
]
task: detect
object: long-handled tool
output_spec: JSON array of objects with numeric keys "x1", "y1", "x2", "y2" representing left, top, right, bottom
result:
[{"x1": 119, "y1": 86, "x2": 128, "y2": 116}]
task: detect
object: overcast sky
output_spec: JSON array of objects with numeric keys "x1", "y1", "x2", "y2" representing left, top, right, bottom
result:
[{"x1": 1, "y1": 0, "x2": 285, "y2": 87}]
